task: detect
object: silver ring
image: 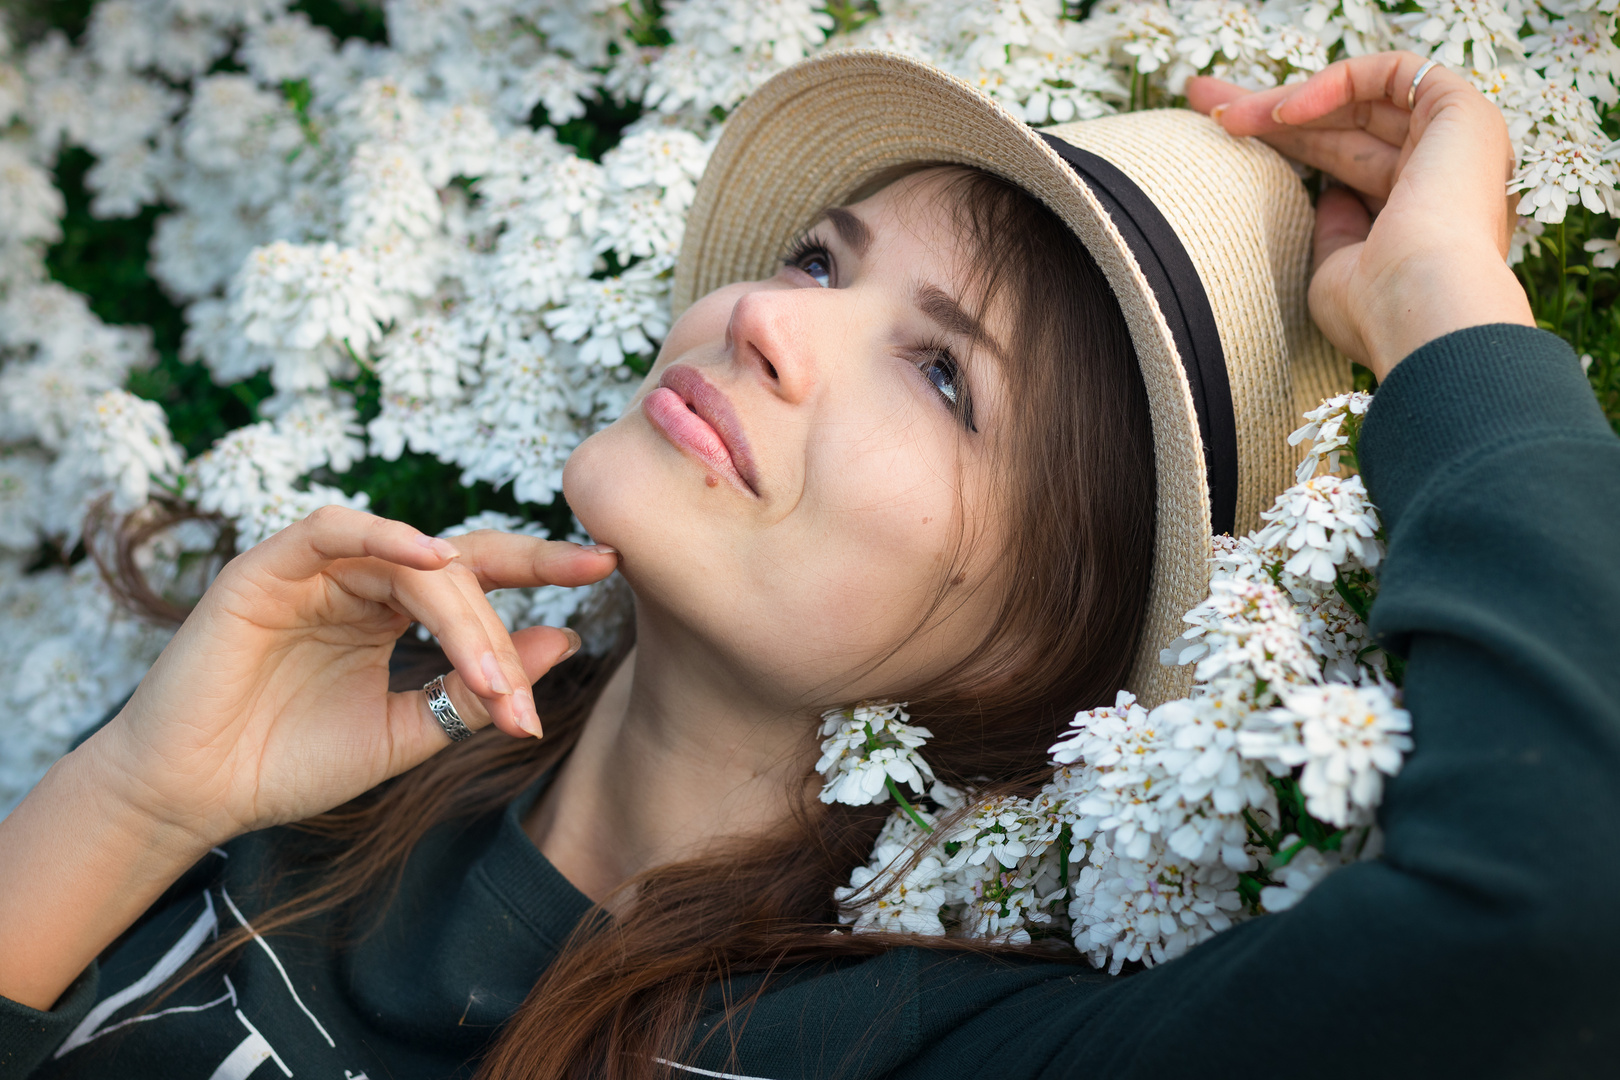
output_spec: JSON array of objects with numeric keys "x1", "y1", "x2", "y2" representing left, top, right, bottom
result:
[
  {"x1": 423, "y1": 674, "x2": 475, "y2": 743},
  {"x1": 1407, "y1": 58, "x2": 1440, "y2": 110}
]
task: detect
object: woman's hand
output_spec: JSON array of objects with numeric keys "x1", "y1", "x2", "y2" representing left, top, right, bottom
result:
[
  {"x1": 0, "y1": 506, "x2": 615, "y2": 1010},
  {"x1": 1187, "y1": 51, "x2": 1536, "y2": 380},
  {"x1": 87, "y1": 505, "x2": 618, "y2": 848}
]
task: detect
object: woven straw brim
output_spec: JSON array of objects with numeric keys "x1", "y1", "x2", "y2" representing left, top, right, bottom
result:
[{"x1": 672, "y1": 50, "x2": 1348, "y2": 707}]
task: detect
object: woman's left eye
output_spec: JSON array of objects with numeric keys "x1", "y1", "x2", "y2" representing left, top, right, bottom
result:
[
  {"x1": 919, "y1": 349, "x2": 975, "y2": 431},
  {"x1": 784, "y1": 239, "x2": 832, "y2": 288}
]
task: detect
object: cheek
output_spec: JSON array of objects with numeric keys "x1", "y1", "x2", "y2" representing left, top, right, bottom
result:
[{"x1": 758, "y1": 413, "x2": 999, "y2": 655}]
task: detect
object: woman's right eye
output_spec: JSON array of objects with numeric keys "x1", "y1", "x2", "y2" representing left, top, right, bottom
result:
[{"x1": 784, "y1": 239, "x2": 833, "y2": 288}]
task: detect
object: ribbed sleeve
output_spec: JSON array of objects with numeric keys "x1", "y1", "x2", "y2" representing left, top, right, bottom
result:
[{"x1": 0, "y1": 966, "x2": 96, "y2": 1077}]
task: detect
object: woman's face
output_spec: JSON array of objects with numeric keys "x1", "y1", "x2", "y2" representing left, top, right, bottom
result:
[{"x1": 564, "y1": 169, "x2": 1013, "y2": 711}]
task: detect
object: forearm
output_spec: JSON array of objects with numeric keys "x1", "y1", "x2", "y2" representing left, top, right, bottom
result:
[
  {"x1": 1026, "y1": 326, "x2": 1620, "y2": 1076},
  {"x1": 0, "y1": 735, "x2": 212, "y2": 1011}
]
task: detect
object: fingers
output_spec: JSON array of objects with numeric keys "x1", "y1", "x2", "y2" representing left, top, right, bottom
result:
[
  {"x1": 327, "y1": 557, "x2": 541, "y2": 737},
  {"x1": 1313, "y1": 186, "x2": 1373, "y2": 275},
  {"x1": 1248, "y1": 126, "x2": 1401, "y2": 204},
  {"x1": 1191, "y1": 73, "x2": 1406, "y2": 202},
  {"x1": 1211, "y1": 52, "x2": 1429, "y2": 136},
  {"x1": 402, "y1": 625, "x2": 581, "y2": 747},
  {"x1": 441, "y1": 532, "x2": 619, "y2": 592},
  {"x1": 256, "y1": 505, "x2": 460, "y2": 583}
]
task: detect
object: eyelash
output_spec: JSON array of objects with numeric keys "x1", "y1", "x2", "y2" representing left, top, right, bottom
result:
[
  {"x1": 783, "y1": 234, "x2": 833, "y2": 287},
  {"x1": 912, "y1": 339, "x2": 976, "y2": 432},
  {"x1": 783, "y1": 233, "x2": 975, "y2": 432}
]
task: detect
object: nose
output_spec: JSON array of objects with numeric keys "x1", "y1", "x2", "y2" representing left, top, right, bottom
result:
[{"x1": 724, "y1": 286, "x2": 822, "y2": 405}]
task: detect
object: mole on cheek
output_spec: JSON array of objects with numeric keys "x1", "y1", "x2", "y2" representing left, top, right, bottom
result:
[
  {"x1": 706, "y1": 474, "x2": 718, "y2": 487},
  {"x1": 951, "y1": 571, "x2": 967, "y2": 586}
]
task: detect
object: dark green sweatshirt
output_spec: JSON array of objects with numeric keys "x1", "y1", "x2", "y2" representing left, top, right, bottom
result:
[{"x1": 4, "y1": 324, "x2": 1619, "y2": 1080}]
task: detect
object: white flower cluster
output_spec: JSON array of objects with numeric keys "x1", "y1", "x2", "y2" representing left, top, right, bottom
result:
[
  {"x1": 2, "y1": 0, "x2": 1610, "y2": 806},
  {"x1": 834, "y1": 392, "x2": 1413, "y2": 972},
  {"x1": 817, "y1": 702, "x2": 937, "y2": 807}
]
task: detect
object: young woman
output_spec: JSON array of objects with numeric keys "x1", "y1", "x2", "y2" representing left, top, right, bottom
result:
[{"x1": 2, "y1": 49, "x2": 1616, "y2": 1079}]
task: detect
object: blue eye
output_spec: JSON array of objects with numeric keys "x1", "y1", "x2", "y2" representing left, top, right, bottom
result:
[
  {"x1": 920, "y1": 349, "x2": 975, "y2": 431},
  {"x1": 784, "y1": 238, "x2": 832, "y2": 288}
]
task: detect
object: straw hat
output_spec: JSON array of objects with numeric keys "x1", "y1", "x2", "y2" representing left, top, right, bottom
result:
[{"x1": 671, "y1": 50, "x2": 1349, "y2": 707}]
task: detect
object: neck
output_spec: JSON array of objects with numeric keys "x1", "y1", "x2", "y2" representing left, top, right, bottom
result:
[{"x1": 523, "y1": 613, "x2": 821, "y2": 905}]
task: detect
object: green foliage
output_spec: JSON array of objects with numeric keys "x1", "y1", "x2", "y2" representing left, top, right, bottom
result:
[
  {"x1": 1516, "y1": 209, "x2": 1620, "y2": 437},
  {"x1": 45, "y1": 148, "x2": 267, "y2": 457}
]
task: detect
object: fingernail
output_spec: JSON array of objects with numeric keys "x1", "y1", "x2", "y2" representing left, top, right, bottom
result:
[
  {"x1": 419, "y1": 536, "x2": 459, "y2": 559},
  {"x1": 522, "y1": 691, "x2": 544, "y2": 738},
  {"x1": 559, "y1": 627, "x2": 582, "y2": 661},
  {"x1": 579, "y1": 543, "x2": 617, "y2": 556},
  {"x1": 481, "y1": 652, "x2": 512, "y2": 695},
  {"x1": 1210, "y1": 103, "x2": 1229, "y2": 124},
  {"x1": 1270, "y1": 98, "x2": 1291, "y2": 125}
]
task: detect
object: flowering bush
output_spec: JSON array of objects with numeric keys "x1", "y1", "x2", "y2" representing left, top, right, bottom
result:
[
  {"x1": 0, "y1": 0, "x2": 1615, "y2": 826},
  {"x1": 825, "y1": 395, "x2": 1413, "y2": 970}
]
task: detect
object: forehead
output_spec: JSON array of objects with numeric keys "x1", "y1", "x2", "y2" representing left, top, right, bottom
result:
[{"x1": 839, "y1": 169, "x2": 975, "y2": 264}]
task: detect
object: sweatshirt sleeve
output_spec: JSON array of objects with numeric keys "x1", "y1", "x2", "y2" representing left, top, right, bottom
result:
[
  {"x1": 1024, "y1": 325, "x2": 1620, "y2": 1078},
  {"x1": 0, "y1": 966, "x2": 98, "y2": 1077}
]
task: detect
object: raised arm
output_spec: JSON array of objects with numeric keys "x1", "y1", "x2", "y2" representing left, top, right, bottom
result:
[
  {"x1": 1021, "y1": 54, "x2": 1620, "y2": 1074},
  {"x1": 0, "y1": 507, "x2": 615, "y2": 1012}
]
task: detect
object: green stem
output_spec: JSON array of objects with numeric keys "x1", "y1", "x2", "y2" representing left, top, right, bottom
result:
[
  {"x1": 1557, "y1": 219, "x2": 1569, "y2": 334},
  {"x1": 886, "y1": 776, "x2": 933, "y2": 833},
  {"x1": 1243, "y1": 808, "x2": 1278, "y2": 853},
  {"x1": 1272, "y1": 835, "x2": 1309, "y2": 868},
  {"x1": 1333, "y1": 572, "x2": 1370, "y2": 624}
]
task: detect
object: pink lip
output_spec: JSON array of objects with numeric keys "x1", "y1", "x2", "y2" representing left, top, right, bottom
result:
[{"x1": 643, "y1": 364, "x2": 760, "y2": 496}]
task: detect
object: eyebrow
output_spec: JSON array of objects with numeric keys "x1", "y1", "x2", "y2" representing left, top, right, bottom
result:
[
  {"x1": 817, "y1": 206, "x2": 871, "y2": 257},
  {"x1": 914, "y1": 283, "x2": 1004, "y2": 361}
]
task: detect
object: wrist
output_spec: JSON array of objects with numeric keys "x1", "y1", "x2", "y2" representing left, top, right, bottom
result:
[
  {"x1": 71, "y1": 725, "x2": 230, "y2": 864},
  {"x1": 0, "y1": 742, "x2": 215, "y2": 1011},
  {"x1": 1359, "y1": 248, "x2": 1533, "y2": 382}
]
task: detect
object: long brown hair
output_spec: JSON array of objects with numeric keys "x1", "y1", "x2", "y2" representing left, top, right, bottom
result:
[{"x1": 115, "y1": 166, "x2": 1155, "y2": 1078}]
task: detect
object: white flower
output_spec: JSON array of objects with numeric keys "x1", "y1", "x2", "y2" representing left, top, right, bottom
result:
[
  {"x1": 0, "y1": 451, "x2": 49, "y2": 551},
  {"x1": 1288, "y1": 390, "x2": 1371, "y2": 483},
  {"x1": 52, "y1": 390, "x2": 182, "y2": 525},
  {"x1": 1393, "y1": 0, "x2": 1521, "y2": 70},
  {"x1": 1586, "y1": 235, "x2": 1620, "y2": 268},
  {"x1": 1174, "y1": 578, "x2": 1322, "y2": 691},
  {"x1": 500, "y1": 55, "x2": 599, "y2": 126},
  {"x1": 836, "y1": 809, "x2": 952, "y2": 935},
  {"x1": 1241, "y1": 682, "x2": 1413, "y2": 828},
  {"x1": 1154, "y1": 696, "x2": 1274, "y2": 817},
  {"x1": 602, "y1": 126, "x2": 711, "y2": 208},
  {"x1": 1253, "y1": 473, "x2": 1383, "y2": 583},
  {"x1": 0, "y1": 142, "x2": 65, "y2": 247},
  {"x1": 341, "y1": 141, "x2": 442, "y2": 247},
  {"x1": 235, "y1": 484, "x2": 371, "y2": 550},
  {"x1": 1258, "y1": 839, "x2": 1347, "y2": 912},
  {"x1": 265, "y1": 393, "x2": 366, "y2": 474},
  {"x1": 1502, "y1": 71, "x2": 1607, "y2": 147},
  {"x1": 544, "y1": 265, "x2": 671, "y2": 367},
  {"x1": 1509, "y1": 136, "x2": 1620, "y2": 224},
  {"x1": 228, "y1": 242, "x2": 391, "y2": 385},
  {"x1": 240, "y1": 12, "x2": 337, "y2": 85},
  {"x1": 188, "y1": 422, "x2": 305, "y2": 521},
  {"x1": 375, "y1": 316, "x2": 476, "y2": 402},
  {"x1": 180, "y1": 74, "x2": 302, "y2": 179},
  {"x1": 1069, "y1": 836, "x2": 1245, "y2": 974},
  {"x1": 817, "y1": 701, "x2": 936, "y2": 807},
  {"x1": 1049, "y1": 690, "x2": 1177, "y2": 859},
  {"x1": 1522, "y1": 11, "x2": 1620, "y2": 106}
]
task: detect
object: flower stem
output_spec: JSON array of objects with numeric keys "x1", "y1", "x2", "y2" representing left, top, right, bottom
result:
[
  {"x1": 886, "y1": 776, "x2": 933, "y2": 834},
  {"x1": 1333, "y1": 572, "x2": 1370, "y2": 624},
  {"x1": 1243, "y1": 808, "x2": 1278, "y2": 853}
]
